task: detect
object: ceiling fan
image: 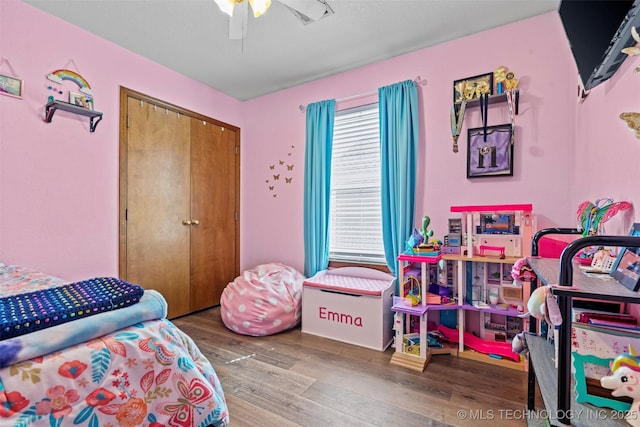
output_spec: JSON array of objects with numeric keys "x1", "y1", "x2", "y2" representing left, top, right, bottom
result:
[{"x1": 212, "y1": 0, "x2": 333, "y2": 40}]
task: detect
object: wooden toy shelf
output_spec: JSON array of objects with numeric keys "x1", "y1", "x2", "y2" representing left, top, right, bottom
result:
[
  {"x1": 525, "y1": 231, "x2": 640, "y2": 426},
  {"x1": 44, "y1": 100, "x2": 103, "y2": 132}
]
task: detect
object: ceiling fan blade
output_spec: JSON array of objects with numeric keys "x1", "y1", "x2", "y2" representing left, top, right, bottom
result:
[
  {"x1": 229, "y1": 1, "x2": 249, "y2": 40},
  {"x1": 278, "y1": 0, "x2": 328, "y2": 21}
]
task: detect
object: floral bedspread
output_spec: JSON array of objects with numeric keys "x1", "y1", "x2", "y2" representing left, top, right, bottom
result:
[
  {"x1": 0, "y1": 318, "x2": 229, "y2": 427},
  {"x1": 0, "y1": 262, "x2": 66, "y2": 297},
  {"x1": 0, "y1": 263, "x2": 229, "y2": 426}
]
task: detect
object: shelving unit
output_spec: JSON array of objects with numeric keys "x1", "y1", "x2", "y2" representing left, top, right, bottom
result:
[
  {"x1": 454, "y1": 90, "x2": 520, "y2": 115},
  {"x1": 44, "y1": 100, "x2": 103, "y2": 132},
  {"x1": 390, "y1": 253, "x2": 458, "y2": 372},
  {"x1": 526, "y1": 231, "x2": 640, "y2": 426}
]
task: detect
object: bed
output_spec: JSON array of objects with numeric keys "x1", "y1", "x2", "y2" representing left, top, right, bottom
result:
[{"x1": 0, "y1": 262, "x2": 229, "y2": 427}]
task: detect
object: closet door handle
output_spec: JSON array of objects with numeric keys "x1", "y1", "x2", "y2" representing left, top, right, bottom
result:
[
  {"x1": 182, "y1": 219, "x2": 192, "y2": 225},
  {"x1": 191, "y1": 219, "x2": 199, "y2": 225}
]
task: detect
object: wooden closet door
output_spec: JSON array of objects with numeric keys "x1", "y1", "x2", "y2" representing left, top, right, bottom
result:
[
  {"x1": 125, "y1": 98, "x2": 191, "y2": 318},
  {"x1": 190, "y1": 119, "x2": 238, "y2": 310}
]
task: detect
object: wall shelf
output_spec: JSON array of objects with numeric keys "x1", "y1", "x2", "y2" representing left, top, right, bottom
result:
[
  {"x1": 454, "y1": 90, "x2": 519, "y2": 115},
  {"x1": 44, "y1": 100, "x2": 103, "y2": 132}
]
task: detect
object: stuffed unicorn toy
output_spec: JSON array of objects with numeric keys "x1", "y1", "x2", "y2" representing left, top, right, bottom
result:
[{"x1": 601, "y1": 345, "x2": 640, "y2": 426}]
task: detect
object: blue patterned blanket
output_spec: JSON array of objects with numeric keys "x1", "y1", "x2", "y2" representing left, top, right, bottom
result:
[
  {"x1": 0, "y1": 289, "x2": 167, "y2": 367},
  {"x1": 0, "y1": 276, "x2": 143, "y2": 340}
]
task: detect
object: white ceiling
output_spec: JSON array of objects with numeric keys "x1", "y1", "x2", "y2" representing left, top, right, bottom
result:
[{"x1": 23, "y1": 0, "x2": 561, "y2": 101}]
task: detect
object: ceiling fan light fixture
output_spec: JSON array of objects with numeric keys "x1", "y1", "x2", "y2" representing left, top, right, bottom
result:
[
  {"x1": 249, "y1": 0, "x2": 271, "y2": 17},
  {"x1": 213, "y1": 0, "x2": 236, "y2": 16},
  {"x1": 214, "y1": 0, "x2": 271, "y2": 18}
]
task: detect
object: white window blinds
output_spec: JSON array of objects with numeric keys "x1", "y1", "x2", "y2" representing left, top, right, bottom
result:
[{"x1": 329, "y1": 103, "x2": 385, "y2": 264}]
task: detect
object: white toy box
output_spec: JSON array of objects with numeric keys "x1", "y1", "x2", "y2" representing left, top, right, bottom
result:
[{"x1": 302, "y1": 267, "x2": 395, "y2": 351}]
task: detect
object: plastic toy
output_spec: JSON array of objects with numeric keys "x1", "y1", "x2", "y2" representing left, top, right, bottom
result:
[
  {"x1": 406, "y1": 217, "x2": 441, "y2": 255},
  {"x1": 601, "y1": 346, "x2": 640, "y2": 426},
  {"x1": 405, "y1": 227, "x2": 424, "y2": 253},
  {"x1": 521, "y1": 285, "x2": 562, "y2": 327},
  {"x1": 577, "y1": 198, "x2": 631, "y2": 237},
  {"x1": 512, "y1": 332, "x2": 527, "y2": 354},
  {"x1": 511, "y1": 257, "x2": 536, "y2": 284},
  {"x1": 426, "y1": 331, "x2": 443, "y2": 348},
  {"x1": 512, "y1": 285, "x2": 562, "y2": 354},
  {"x1": 404, "y1": 276, "x2": 421, "y2": 306},
  {"x1": 419, "y1": 215, "x2": 434, "y2": 243},
  {"x1": 435, "y1": 324, "x2": 520, "y2": 362},
  {"x1": 450, "y1": 204, "x2": 535, "y2": 258},
  {"x1": 589, "y1": 248, "x2": 617, "y2": 272}
]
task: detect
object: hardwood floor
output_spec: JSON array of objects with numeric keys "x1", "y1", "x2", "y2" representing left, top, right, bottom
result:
[{"x1": 173, "y1": 307, "x2": 538, "y2": 427}]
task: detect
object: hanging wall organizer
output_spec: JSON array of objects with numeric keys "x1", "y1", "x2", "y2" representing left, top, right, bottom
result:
[
  {"x1": 43, "y1": 67, "x2": 103, "y2": 132},
  {"x1": 451, "y1": 66, "x2": 520, "y2": 159},
  {"x1": 44, "y1": 99, "x2": 103, "y2": 132}
]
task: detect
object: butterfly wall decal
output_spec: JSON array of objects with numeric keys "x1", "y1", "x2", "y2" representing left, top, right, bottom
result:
[
  {"x1": 264, "y1": 144, "x2": 295, "y2": 197},
  {"x1": 620, "y1": 112, "x2": 640, "y2": 139}
]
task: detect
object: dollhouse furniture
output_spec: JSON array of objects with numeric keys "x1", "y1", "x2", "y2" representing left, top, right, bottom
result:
[
  {"x1": 301, "y1": 267, "x2": 394, "y2": 351},
  {"x1": 436, "y1": 204, "x2": 534, "y2": 369},
  {"x1": 451, "y1": 203, "x2": 534, "y2": 258},
  {"x1": 525, "y1": 229, "x2": 640, "y2": 426},
  {"x1": 390, "y1": 252, "x2": 458, "y2": 371},
  {"x1": 390, "y1": 205, "x2": 535, "y2": 372},
  {"x1": 440, "y1": 252, "x2": 525, "y2": 369}
]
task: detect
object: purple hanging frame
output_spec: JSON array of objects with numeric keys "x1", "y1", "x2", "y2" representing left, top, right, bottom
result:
[{"x1": 466, "y1": 123, "x2": 513, "y2": 178}]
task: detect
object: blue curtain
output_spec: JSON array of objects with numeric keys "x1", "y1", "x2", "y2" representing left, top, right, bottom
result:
[
  {"x1": 303, "y1": 99, "x2": 336, "y2": 278},
  {"x1": 379, "y1": 80, "x2": 419, "y2": 276}
]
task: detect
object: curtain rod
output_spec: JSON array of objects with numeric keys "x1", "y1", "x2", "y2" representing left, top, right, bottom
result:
[{"x1": 299, "y1": 76, "x2": 424, "y2": 111}]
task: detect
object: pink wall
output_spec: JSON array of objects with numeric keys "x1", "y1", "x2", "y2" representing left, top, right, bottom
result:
[
  {"x1": 241, "y1": 12, "x2": 580, "y2": 273},
  {"x1": 571, "y1": 49, "x2": 640, "y2": 237},
  {"x1": 0, "y1": 0, "x2": 244, "y2": 280},
  {"x1": 3, "y1": 2, "x2": 640, "y2": 281}
]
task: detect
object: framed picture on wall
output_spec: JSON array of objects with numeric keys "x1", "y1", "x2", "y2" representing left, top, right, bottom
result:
[
  {"x1": 610, "y1": 223, "x2": 640, "y2": 291},
  {"x1": 0, "y1": 74, "x2": 23, "y2": 99},
  {"x1": 69, "y1": 91, "x2": 93, "y2": 110},
  {"x1": 466, "y1": 124, "x2": 514, "y2": 178}
]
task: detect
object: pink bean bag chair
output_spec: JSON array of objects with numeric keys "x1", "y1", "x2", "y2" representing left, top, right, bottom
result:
[{"x1": 220, "y1": 263, "x2": 304, "y2": 336}]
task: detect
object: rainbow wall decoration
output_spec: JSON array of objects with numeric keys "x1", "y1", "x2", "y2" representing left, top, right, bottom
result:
[{"x1": 46, "y1": 69, "x2": 93, "y2": 96}]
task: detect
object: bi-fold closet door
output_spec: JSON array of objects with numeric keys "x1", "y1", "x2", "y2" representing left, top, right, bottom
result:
[{"x1": 119, "y1": 87, "x2": 240, "y2": 319}]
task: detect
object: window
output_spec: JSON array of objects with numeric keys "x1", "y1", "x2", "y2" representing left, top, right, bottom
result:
[{"x1": 329, "y1": 103, "x2": 385, "y2": 265}]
